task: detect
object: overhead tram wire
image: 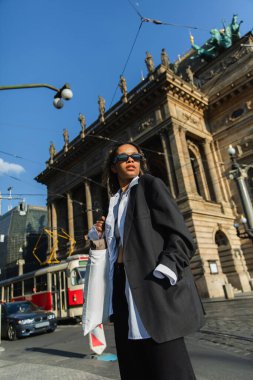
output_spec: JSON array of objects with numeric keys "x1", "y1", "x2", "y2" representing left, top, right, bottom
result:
[
  {"x1": 110, "y1": 0, "x2": 209, "y2": 108},
  {"x1": 109, "y1": 20, "x2": 144, "y2": 108},
  {"x1": 126, "y1": 0, "x2": 208, "y2": 31}
]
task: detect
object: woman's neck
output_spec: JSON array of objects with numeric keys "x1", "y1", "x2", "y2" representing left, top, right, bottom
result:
[{"x1": 120, "y1": 182, "x2": 130, "y2": 193}]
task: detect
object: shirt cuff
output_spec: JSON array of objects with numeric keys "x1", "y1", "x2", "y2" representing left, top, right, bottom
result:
[
  {"x1": 87, "y1": 225, "x2": 101, "y2": 241},
  {"x1": 153, "y1": 264, "x2": 177, "y2": 285}
]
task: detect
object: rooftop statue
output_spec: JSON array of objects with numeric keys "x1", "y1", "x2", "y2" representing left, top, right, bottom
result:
[
  {"x1": 78, "y1": 113, "x2": 86, "y2": 139},
  {"x1": 145, "y1": 51, "x2": 155, "y2": 74},
  {"x1": 161, "y1": 48, "x2": 170, "y2": 68},
  {"x1": 98, "y1": 96, "x2": 106, "y2": 123},
  {"x1": 190, "y1": 34, "x2": 216, "y2": 61},
  {"x1": 49, "y1": 142, "x2": 56, "y2": 164},
  {"x1": 230, "y1": 14, "x2": 243, "y2": 41},
  {"x1": 119, "y1": 75, "x2": 128, "y2": 103},
  {"x1": 190, "y1": 14, "x2": 243, "y2": 61}
]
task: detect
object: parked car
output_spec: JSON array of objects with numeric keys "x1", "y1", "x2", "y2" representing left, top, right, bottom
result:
[{"x1": 0, "y1": 301, "x2": 57, "y2": 341}]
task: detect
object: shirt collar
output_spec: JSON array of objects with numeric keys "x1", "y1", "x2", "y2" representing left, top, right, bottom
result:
[{"x1": 115, "y1": 176, "x2": 139, "y2": 198}]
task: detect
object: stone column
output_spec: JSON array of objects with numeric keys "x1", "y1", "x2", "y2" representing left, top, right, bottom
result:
[
  {"x1": 67, "y1": 192, "x2": 75, "y2": 247},
  {"x1": 203, "y1": 140, "x2": 224, "y2": 203},
  {"x1": 51, "y1": 202, "x2": 58, "y2": 251},
  {"x1": 84, "y1": 180, "x2": 93, "y2": 230},
  {"x1": 168, "y1": 125, "x2": 195, "y2": 197},
  {"x1": 160, "y1": 132, "x2": 176, "y2": 198}
]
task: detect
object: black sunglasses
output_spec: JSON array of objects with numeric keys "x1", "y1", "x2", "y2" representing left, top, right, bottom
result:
[{"x1": 112, "y1": 153, "x2": 143, "y2": 164}]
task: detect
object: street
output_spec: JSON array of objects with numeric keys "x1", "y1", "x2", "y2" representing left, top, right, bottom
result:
[{"x1": 0, "y1": 297, "x2": 253, "y2": 379}]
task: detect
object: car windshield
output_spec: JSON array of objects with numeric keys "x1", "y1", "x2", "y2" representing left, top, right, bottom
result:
[{"x1": 6, "y1": 302, "x2": 39, "y2": 315}]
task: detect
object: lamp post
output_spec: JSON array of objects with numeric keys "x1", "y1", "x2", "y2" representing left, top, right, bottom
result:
[
  {"x1": 227, "y1": 144, "x2": 253, "y2": 240},
  {"x1": 0, "y1": 82, "x2": 73, "y2": 109}
]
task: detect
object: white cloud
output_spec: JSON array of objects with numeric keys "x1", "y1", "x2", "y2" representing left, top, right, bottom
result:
[{"x1": 0, "y1": 158, "x2": 25, "y2": 175}]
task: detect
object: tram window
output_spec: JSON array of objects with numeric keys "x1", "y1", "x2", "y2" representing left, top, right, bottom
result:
[
  {"x1": 13, "y1": 282, "x2": 22, "y2": 297},
  {"x1": 24, "y1": 278, "x2": 34, "y2": 295},
  {"x1": 70, "y1": 268, "x2": 84, "y2": 286},
  {"x1": 79, "y1": 268, "x2": 86, "y2": 281},
  {"x1": 35, "y1": 275, "x2": 47, "y2": 292}
]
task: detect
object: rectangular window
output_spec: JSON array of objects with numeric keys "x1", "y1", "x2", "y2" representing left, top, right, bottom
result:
[
  {"x1": 24, "y1": 278, "x2": 34, "y2": 295},
  {"x1": 13, "y1": 282, "x2": 23, "y2": 297},
  {"x1": 35, "y1": 274, "x2": 47, "y2": 292}
]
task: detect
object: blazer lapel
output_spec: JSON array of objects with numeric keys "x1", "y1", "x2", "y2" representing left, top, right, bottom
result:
[{"x1": 123, "y1": 184, "x2": 137, "y2": 248}]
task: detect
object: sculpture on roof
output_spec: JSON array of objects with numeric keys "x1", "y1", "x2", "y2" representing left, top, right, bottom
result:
[
  {"x1": 161, "y1": 48, "x2": 170, "y2": 68},
  {"x1": 145, "y1": 51, "x2": 155, "y2": 74},
  {"x1": 49, "y1": 142, "x2": 56, "y2": 164},
  {"x1": 190, "y1": 34, "x2": 216, "y2": 61},
  {"x1": 78, "y1": 113, "x2": 86, "y2": 139},
  {"x1": 230, "y1": 14, "x2": 243, "y2": 41},
  {"x1": 63, "y1": 128, "x2": 69, "y2": 145},
  {"x1": 63, "y1": 128, "x2": 69, "y2": 152},
  {"x1": 190, "y1": 14, "x2": 243, "y2": 61},
  {"x1": 119, "y1": 75, "x2": 128, "y2": 103},
  {"x1": 186, "y1": 65, "x2": 195, "y2": 87},
  {"x1": 98, "y1": 96, "x2": 106, "y2": 123}
]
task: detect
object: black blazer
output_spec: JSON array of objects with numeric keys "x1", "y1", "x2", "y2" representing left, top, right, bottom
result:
[{"x1": 122, "y1": 174, "x2": 205, "y2": 343}]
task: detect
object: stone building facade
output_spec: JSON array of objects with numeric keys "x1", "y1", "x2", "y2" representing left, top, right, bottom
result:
[{"x1": 36, "y1": 31, "x2": 253, "y2": 298}]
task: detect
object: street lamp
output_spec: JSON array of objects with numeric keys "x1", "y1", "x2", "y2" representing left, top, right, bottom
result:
[
  {"x1": 0, "y1": 82, "x2": 73, "y2": 109},
  {"x1": 227, "y1": 144, "x2": 253, "y2": 240},
  {"x1": 234, "y1": 215, "x2": 253, "y2": 240}
]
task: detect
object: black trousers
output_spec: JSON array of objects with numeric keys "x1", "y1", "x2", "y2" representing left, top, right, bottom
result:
[{"x1": 112, "y1": 263, "x2": 197, "y2": 380}]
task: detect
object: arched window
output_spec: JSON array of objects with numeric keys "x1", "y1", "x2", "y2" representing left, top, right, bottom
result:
[
  {"x1": 215, "y1": 230, "x2": 229, "y2": 247},
  {"x1": 188, "y1": 141, "x2": 211, "y2": 200},
  {"x1": 215, "y1": 230, "x2": 235, "y2": 276},
  {"x1": 189, "y1": 149, "x2": 203, "y2": 196}
]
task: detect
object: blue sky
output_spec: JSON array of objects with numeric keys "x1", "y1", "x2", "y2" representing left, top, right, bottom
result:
[{"x1": 0, "y1": 0, "x2": 253, "y2": 214}]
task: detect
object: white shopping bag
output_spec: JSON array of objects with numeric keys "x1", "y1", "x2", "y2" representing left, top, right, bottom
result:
[{"x1": 82, "y1": 240, "x2": 110, "y2": 336}]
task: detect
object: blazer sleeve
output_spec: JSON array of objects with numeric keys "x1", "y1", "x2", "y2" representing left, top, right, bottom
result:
[{"x1": 148, "y1": 176, "x2": 195, "y2": 278}]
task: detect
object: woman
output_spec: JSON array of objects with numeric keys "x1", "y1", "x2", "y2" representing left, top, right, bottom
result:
[{"x1": 88, "y1": 142, "x2": 204, "y2": 380}]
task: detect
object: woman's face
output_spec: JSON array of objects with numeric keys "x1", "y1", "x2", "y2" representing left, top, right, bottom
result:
[{"x1": 111, "y1": 144, "x2": 141, "y2": 186}]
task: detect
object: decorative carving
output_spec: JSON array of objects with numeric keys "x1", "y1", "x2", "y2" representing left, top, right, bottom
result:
[
  {"x1": 182, "y1": 112, "x2": 199, "y2": 125},
  {"x1": 217, "y1": 223, "x2": 223, "y2": 231},
  {"x1": 63, "y1": 128, "x2": 69, "y2": 153},
  {"x1": 246, "y1": 100, "x2": 252, "y2": 110},
  {"x1": 138, "y1": 117, "x2": 154, "y2": 132},
  {"x1": 98, "y1": 96, "x2": 106, "y2": 123},
  {"x1": 78, "y1": 113, "x2": 86, "y2": 139},
  {"x1": 199, "y1": 45, "x2": 250, "y2": 85},
  {"x1": 145, "y1": 51, "x2": 155, "y2": 74},
  {"x1": 119, "y1": 75, "x2": 128, "y2": 103},
  {"x1": 49, "y1": 142, "x2": 56, "y2": 164},
  {"x1": 185, "y1": 65, "x2": 195, "y2": 87},
  {"x1": 161, "y1": 48, "x2": 170, "y2": 69},
  {"x1": 190, "y1": 15, "x2": 243, "y2": 62}
]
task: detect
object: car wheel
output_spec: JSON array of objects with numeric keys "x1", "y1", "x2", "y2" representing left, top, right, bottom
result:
[
  {"x1": 47, "y1": 328, "x2": 56, "y2": 333},
  {"x1": 7, "y1": 324, "x2": 17, "y2": 341}
]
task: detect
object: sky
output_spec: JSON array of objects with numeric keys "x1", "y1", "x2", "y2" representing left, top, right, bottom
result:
[{"x1": 0, "y1": 0, "x2": 253, "y2": 214}]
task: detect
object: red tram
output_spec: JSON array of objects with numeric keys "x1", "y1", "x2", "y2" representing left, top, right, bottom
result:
[{"x1": 0, "y1": 254, "x2": 88, "y2": 319}]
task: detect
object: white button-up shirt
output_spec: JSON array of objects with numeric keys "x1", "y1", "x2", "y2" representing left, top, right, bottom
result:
[{"x1": 88, "y1": 176, "x2": 177, "y2": 339}]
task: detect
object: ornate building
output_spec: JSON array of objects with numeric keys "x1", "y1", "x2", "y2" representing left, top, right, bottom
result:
[{"x1": 36, "y1": 25, "x2": 253, "y2": 298}]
